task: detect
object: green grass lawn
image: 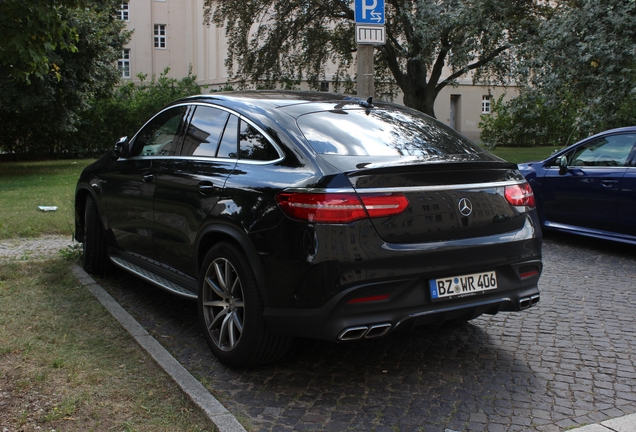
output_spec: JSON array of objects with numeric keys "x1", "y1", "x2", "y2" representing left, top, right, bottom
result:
[
  {"x1": 0, "y1": 159, "x2": 95, "y2": 239},
  {"x1": 485, "y1": 146, "x2": 562, "y2": 164},
  {"x1": 0, "y1": 259, "x2": 217, "y2": 431}
]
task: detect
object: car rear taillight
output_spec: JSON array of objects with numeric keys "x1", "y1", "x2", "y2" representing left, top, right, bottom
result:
[
  {"x1": 276, "y1": 192, "x2": 409, "y2": 223},
  {"x1": 504, "y1": 182, "x2": 535, "y2": 208}
]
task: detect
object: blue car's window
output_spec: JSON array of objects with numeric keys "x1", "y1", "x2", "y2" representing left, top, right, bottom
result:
[
  {"x1": 181, "y1": 106, "x2": 229, "y2": 157},
  {"x1": 568, "y1": 134, "x2": 636, "y2": 167},
  {"x1": 132, "y1": 106, "x2": 187, "y2": 157},
  {"x1": 296, "y1": 108, "x2": 488, "y2": 161}
]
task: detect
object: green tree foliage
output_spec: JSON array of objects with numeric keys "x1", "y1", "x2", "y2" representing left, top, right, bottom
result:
[
  {"x1": 78, "y1": 68, "x2": 204, "y2": 156},
  {"x1": 523, "y1": 0, "x2": 636, "y2": 132},
  {"x1": 203, "y1": 0, "x2": 546, "y2": 117},
  {"x1": 0, "y1": 1, "x2": 129, "y2": 158},
  {"x1": 481, "y1": 0, "x2": 636, "y2": 147},
  {"x1": 0, "y1": 0, "x2": 84, "y2": 83},
  {"x1": 479, "y1": 90, "x2": 584, "y2": 148}
]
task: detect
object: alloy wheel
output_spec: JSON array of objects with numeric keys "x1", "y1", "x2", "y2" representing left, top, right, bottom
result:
[{"x1": 201, "y1": 257, "x2": 245, "y2": 352}]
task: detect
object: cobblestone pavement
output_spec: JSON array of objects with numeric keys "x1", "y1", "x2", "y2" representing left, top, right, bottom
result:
[{"x1": 4, "y1": 233, "x2": 636, "y2": 431}]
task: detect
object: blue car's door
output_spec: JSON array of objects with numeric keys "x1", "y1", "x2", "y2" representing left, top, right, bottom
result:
[
  {"x1": 617, "y1": 165, "x2": 636, "y2": 237},
  {"x1": 540, "y1": 133, "x2": 636, "y2": 233}
]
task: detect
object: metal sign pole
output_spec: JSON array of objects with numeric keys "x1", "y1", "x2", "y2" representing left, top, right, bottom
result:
[
  {"x1": 357, "y1": 44, "x2": 375, "y2": 98},
  {"x1": 354, "y1": 0, "x2": 385, "y2": 98}
]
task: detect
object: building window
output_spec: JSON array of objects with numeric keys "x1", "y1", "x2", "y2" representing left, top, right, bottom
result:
[
  {"x1": 482, "y1": 95, "x2": 492, "y2": 114},
  {"x1": 118, "y1": 3, "x2": 129, "y2": 21},
  {"x1": 154, "y1": 24, "x2": 167, "y2": 49},
  {"x1": 118, "y1": 49, "x2": 131, "y2": 78},
  {"x1": 320, "y1": 81, "x2": 329, "y2": 92}
]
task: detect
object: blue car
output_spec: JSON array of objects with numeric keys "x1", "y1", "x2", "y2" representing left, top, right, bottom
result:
[{"x1": 518, "y1": 127, "x2": 636, "y2": 244}]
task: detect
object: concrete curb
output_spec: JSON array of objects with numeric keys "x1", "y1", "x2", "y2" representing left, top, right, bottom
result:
[
  {"x1": 568, "y1": 413, "x2": 636, "y2": 432},
  {"x1": 70, "y1": 264, "x2": 246, "y2": 432}
]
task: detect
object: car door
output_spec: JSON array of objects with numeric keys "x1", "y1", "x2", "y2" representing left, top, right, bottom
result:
[
  {"x1": 100, "y1": 105, "x2": 187, "y2": 260},
  {"x1": 152, "y1": 104, "x2": 237, "y2": 277},
  {"x1": 617, "y1": 153, "x2": 636, "y2": 237},
  {"x1": 540, "y1": 133, "x2": 636, "y2": 232}
]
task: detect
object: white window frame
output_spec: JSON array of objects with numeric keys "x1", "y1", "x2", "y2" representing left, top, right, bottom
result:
[
  {"x1": 154, "y1": 24, "x2": 167, "y2": 49},
  {"x1": 118, "y1": 3, "x2": 129, "y2": 21},
  {"x1": 118, "y1": 49, "x2": 131, "y2": 78},
  {"x1": 481, "y1": 95, "x2": 492, "y2": 114}
]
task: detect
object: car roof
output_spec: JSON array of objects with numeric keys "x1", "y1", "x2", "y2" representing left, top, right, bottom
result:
[{"x1": 174, "y1": 91, "x2": 389, "y2": 119}]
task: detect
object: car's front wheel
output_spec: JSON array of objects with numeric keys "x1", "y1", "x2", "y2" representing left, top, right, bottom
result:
[{"x1": 198, "y1": 242, "x2": 291, "y2": 368}]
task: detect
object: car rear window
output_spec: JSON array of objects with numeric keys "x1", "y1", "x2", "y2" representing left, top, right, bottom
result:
[{"x1": 296, "y1": 108, "x2": 487, "y2": 159}]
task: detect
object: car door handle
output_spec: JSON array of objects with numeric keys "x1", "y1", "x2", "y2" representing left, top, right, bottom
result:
[
  {"x1": 142, "y1": 173, "x2": 154, "y2": 183},
  {"x1": 600, "y1": 179, "x2": 618, "y2": 188},
  {"x1": 197, "y1": 181, "x2": 216, "y2": 194}
]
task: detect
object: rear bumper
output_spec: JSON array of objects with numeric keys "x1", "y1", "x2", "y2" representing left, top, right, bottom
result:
[{"x1": 263, "y1": 260, "x2": 541, "y2": 341}]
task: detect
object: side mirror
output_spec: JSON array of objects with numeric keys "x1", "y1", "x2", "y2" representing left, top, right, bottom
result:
[
  {"x1": 113, "y1": 136, "x2": 129, "y2": 159},
  {"x1": 556, "y1": 155, "x2": 569, "y2": 175}
]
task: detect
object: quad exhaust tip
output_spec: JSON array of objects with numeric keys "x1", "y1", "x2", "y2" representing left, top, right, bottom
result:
[
  {"x1": 338, "y1": 323, "x2": 392, "y2": 341},
  {"x1": 519, "y1": 294, "x2": 540, "y2": 310}
]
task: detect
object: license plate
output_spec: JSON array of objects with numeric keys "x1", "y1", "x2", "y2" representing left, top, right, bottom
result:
[{"x1": 429, "y1": 271, "x2": 498, "y2": 301}]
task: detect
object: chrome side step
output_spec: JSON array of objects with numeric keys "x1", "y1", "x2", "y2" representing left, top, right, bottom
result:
[{"x1": 110, "y1": 256, "x2": 197, "y2": 299}]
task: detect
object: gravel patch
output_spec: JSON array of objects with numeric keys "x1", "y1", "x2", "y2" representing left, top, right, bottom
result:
[{"x1": 0, "y1": 235, "x2": 76, "y2": 262}]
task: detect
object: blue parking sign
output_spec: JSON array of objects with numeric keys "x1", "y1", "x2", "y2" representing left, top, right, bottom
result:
[{"x1": 355, "y1": 0, "x2": 385, "y2": 25}]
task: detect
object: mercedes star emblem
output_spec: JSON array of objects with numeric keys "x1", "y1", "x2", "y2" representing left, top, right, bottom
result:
[{"x1": 458, "y1": 198, "x2": 473, "y2": 216}]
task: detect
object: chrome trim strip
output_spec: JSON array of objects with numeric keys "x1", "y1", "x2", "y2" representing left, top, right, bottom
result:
[
  {"x1": 284, "y1": 180, "x2": 523, "y2": 194},
  {"x1": 282, "y1": 188, "x2": 357, "y2": 194},
  {"x1": 110, "y1": 256, "x2": 197, "y2": 300},
  {"x1": 354, "y1": 180, "x2": 523, "y2": 193}
]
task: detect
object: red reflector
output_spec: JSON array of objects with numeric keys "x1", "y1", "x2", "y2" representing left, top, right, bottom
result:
[
  {"x1": 276, "y1": 192, "x2": 408, "y2": 223},
  {"x1": 520, "y1": 270, "x2": 539, "y2": 279},
  {"x1": 505, "y1": 182, "x2": 535, "y2": 208},
  {"x1": 347, "y1": 294, "x2": 391, "y2": 304}
]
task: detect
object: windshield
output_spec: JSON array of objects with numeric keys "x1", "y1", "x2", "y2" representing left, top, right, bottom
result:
[{"x1": 296, "y1": 107, "x2": 489, "y2": 161}]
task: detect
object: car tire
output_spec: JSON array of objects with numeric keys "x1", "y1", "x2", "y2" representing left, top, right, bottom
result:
[
  {"x1": 83, "y1": 195, "x2": 110, "y2": 276},
  {"x1": 198, "y1": 242, "x2": 292, "y2": 368}
]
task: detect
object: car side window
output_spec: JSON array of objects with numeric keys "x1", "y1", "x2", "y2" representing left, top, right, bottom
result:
[
  {"x1": 214, "y1": 115, "x2": 280, "y2": 161},
  {"x1": 131, "y1": 106, "x2": 187, "y2": 157},
  {"x1": 238, "y1": 120, "x2": 280, "y2": 161},
  {"x1": 181, "y1": 106, "x2": 230, "y2": 157},
  {"x1": 216, "y1": 114, "x2": 239, "y2": 158},
  {"x1": 568, "y1": 134, "x2": 636, "y2": 167}
]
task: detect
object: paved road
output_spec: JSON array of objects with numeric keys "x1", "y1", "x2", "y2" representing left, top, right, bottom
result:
[{"x1": 94, "y1": 232, "x2": 636, "y2": 432}]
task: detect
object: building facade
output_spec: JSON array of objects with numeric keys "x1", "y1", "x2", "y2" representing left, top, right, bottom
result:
[{"x1": 117, "y1": 1, "x2": 516, "y2": 142}]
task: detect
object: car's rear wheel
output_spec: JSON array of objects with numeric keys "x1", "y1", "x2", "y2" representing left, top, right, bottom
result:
[
  {"x1": 198, "y1": 242, "x2": 291, "y2": 368},
  {"x1": 83, "y1": 195, "x2": 110, "y2": 275}
]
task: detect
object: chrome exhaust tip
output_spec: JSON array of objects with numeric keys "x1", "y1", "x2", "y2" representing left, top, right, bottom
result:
[
  {"x1": 519, "y1": 294, "x2": 540, "y2": 310},
  {"x1": 365, "y1": 323, "x2": 391, "y2": 339},
  {"x1": 338, "y1": 323, "x2": 392, "y2": 341},
  {"x1": 338, "y1": 326, "x2": 368, "y2": 341},
  {"x1": 519, "y1": 297, "x2": 531, "y2": 309}
]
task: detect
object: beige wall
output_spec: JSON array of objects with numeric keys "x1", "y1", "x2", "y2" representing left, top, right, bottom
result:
[
  {"x1": 122, "y1": 1, "x2": 516, "y2": 141},
  {"x1": 434, "y1": 84, "x2": 518, "y2": 142},
  {"x1": 123, "y1": 0, "x2": 230, "y2": 86}
]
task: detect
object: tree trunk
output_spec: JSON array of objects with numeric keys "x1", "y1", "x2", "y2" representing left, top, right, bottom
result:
[{"x1": 401, "y1": 81, "x2": 438, "y2": 119}]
